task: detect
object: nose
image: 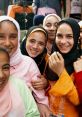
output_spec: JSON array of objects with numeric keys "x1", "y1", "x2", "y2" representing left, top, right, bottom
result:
[
  {"x1": 50, "y1": 25, "x2": 56, "y2": 30},
  {"x1": 33, "y1": 43, "x2": 38, "y2": 49},
  {"x1": 5, "y1": 38, "x2": 11, "y2": 46},
  {"x1": 0, "y1": 69, "x2": 4, "y2": 79},
  {"x1": 60, "y1": 36, "x2": 67, "y2": 44}
]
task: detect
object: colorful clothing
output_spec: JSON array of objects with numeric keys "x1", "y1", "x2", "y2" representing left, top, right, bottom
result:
[
  {"x1": 7, "y1": 5, "x2": 33, "y2": 18},
  {"x1": 0, "y1": 77, "x2": 40, "y2": 117},
  {"x1": 0, "y1": 16, "x2": 49, "y2": 107},
  {"x1": 47, "y1": 69, "x2": 79, "y2": 117}
]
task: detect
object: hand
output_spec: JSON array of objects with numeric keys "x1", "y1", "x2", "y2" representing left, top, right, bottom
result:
[
  {"x1": 73, "y1": 57, "x2": 82, "y2": 72},
  {"x1": 49, "y1": 52, "x2": 64, "y2": 76},
  {"x1": 31, "y1": 75, "x2": 48, "y2": 90},
  {"x1": 37, "y1": 103, "x2": 51, "y2": 117}
]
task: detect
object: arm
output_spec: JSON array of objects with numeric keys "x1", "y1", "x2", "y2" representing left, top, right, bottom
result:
[
  {"x1": 49, "y1": 69, "x2": 79, "y2": 105},
  {"x1": 49, "y1": 52, "x2": 79, "y2": 105},
  {"x1": 73, "y1": 58, "x2": 82, "y2": 103},
  {"x1": 31, "y1": 75, "x2": 49, "y2": 90},
  {"x1": 65, "y1": 0, "x2": 71, "y2": 17},
  {"x1": 32, "y1": 0, "x2": 38, "y2": 14},
  {"x1": 7, "y1": 5, "x2": 33, "y2": 18},
  {"x1": 27, "y1": 58, "x2": 51, "y2": 117}
]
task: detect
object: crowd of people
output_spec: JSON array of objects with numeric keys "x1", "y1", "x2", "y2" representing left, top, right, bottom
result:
[{"x1": 0, "y1": 0, "x2": 82, "y2": 117}]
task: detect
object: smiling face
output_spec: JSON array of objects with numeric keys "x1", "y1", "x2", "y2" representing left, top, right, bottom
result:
[
  {"x1": 55, "y1": 23, "x2": 74, "y2": 54},
  {"x1": 43, "y1": 16, "x2": 59, "y2": 41},
  {"x1": 0, "y1": 21, "x2": 18, "y2": 57},
  {"x1": 26, "y1": 31, "x2": 47, "y2": 58},
  {"x1": 0, "y1": 50, "x2": 10, "y2": 92}
]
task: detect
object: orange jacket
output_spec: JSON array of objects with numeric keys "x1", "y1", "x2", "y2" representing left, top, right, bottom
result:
[
  {"x1": 8, "y1": 5, "x2": 33, "y2": 18},
  {"x1": 47, "y1": 69, "x2": 79, "y2": 117}
]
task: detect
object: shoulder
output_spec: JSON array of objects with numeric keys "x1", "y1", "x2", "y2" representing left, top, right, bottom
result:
[{"x1": 9, "y1": 77, "x2": 31, "y2": 94}]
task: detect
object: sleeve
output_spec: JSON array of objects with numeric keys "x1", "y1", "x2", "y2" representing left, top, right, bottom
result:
[
  {"x1": 28, "y1": 59, "x2": 49, "y2": 107},
  {"x1": 49, "y1": 69, "x2": 79, "y2": 105},
  {"x1": 7, "y1": 5, "x2": 23, "y2": 18},
  {"x1": 15, "y1": 79, "x2": 40, "y2": 117},
  {"x1": 74, "y1": 71, "x2": 82, "y2": 103}
]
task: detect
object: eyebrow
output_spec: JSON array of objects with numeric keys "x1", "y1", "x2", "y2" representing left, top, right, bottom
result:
[{"x1": 3, "y1": 64, "x2": 10, "y2": 67}]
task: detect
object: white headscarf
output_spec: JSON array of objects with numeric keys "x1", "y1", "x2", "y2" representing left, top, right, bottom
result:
[
  {"x1": 43, "y1": 13, "x2": 61, "y2": 27},
  {"x1": 78, "y1": 21, "x2": 82, "y2": 28},
  {"x1": 0, "y1": 16, "x2": 22, "y2": 66}
]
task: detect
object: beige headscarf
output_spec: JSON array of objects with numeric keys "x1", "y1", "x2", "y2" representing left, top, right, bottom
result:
[{"x1": 43, "y1": 13, "x2": 61, "y2": 26}]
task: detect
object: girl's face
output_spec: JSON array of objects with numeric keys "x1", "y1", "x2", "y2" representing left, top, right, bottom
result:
[
  {"x1": 55, "y1": 23, "x2": 74, "y2": 54},
  {"x1": 0, "y1": 51, "x2": 10, "y2": 92},
  {"x1": 43, "y1": 16, "x2": 59, "y2": 41},
  {"x1": 26, "y1": 31, "x2": 46, "y2": 58},
  {"x1": 0, "y1": 21, "x2": 18, "y2": 57}
]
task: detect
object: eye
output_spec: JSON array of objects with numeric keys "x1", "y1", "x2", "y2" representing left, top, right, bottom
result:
[
  {"x1": 56, "y1": 34, "x2": 63, "y2": 38},
  {"x1": 29, "y1": 39, "x2": 36, "y2": 43},
  {"x1": 2, "y1": 64, "x2": 10, "y2": 71},
  {"x1": 66, "y1": 35, "x2": 73, "y2": 39},
  {"x1": 46, "y1": 23, "x2": 51, "y2": 28},
  {"x1": 0, "y1": 34, "x2": 5, "y2": 40},
  {"x1": 38, "y1": 42, "x2": 45, "y2": 46},
  {"x1": 9, "y1": 34, "x2": 18, "y2": 40}
]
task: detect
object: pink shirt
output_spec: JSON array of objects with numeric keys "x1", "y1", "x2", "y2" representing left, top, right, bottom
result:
[{"x1": 10, "y1": 55, "x2": 48, "y2": 106}]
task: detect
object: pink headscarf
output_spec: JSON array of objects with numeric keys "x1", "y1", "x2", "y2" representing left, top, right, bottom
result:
[
  {"x1": 0, "y1": 16, "x2": 22, "y2": 66},
  {"x1": 0, "y1": 16, "x2": 25, "y2": 116}
]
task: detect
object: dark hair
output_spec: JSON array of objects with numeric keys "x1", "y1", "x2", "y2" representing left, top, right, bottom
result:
[{"x1": 33, "y1": 15, "x2": 44, "y2": 26}]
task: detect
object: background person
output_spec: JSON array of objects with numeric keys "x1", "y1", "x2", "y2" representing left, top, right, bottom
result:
[{"x1": 43, "y1": 13, "x2": 61, "y2": 55}]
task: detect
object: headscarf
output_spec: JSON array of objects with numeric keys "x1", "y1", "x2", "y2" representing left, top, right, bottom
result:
[
  {"x1": 0, "y1": 16, "x2": 22, "y2": 67},
  {"x1": 43, "y1": 13, "x2": 61, "y2": 27},
  {"x1": 46, "y1": 18, "x2": 81, "y2": 81},
  {"x1": 79, "y1": 21, "x2": 82, "y2": 28},
  {"x1": 21, "y1": 26, "x2": 48, "y2": 74},
  {"x1": 0, "y1": 78, "x2": 25, "y2": 116},
  {"x1": 33, "y1": 15, "x2": 44, "y2": 26}
]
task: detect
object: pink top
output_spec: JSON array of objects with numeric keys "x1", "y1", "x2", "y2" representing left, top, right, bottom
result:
[{"x1": 0, "y1": 16, "x2": 48, "y2": 106}]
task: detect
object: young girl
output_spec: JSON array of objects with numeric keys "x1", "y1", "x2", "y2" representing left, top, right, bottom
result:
[
  {"x1": 0, "y1": 16, "x2": 51, "y2": 117},
  {"x1": 45, "y1": 18, "x2": 81, "y2": 116},
  {"x1": 21, "y1": 26, "x2": 49, "y2": 90},
  {"x1": 0, "y1": 47, "x2": 40, "y2": 117}
]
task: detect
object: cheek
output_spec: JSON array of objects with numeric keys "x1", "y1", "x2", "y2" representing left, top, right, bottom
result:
[
  {"x1": 39, "y1": 46, "x2": 45, "y2": 52},
  {"x1": 71, "y1": 40, "x2": 74, "y2": 48},
  {"x1": 26, "y1": 42, "x2": 32, "y2": 51},
  {"x1": 14, "y1": 40, "x2": 18, "y2": 49}
]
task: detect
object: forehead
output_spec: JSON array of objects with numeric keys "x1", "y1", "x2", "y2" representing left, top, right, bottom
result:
[
  {"x1": 0, "y1": 20, "x2": 17, "y2": 30},
  {"x1": 0, "y1": 51, "x2": 9, "y2": 62},
  {"x1": 45, "y1": 16, "x2": 59, "y2": 24},
  {"x1": 28, "y1": 31, "x2": 47, "y2": 42},
  {"x1": 57, "y1": 23, "x2": 73, "y2": 34},
  {"x1": 29, "y1": 30, "x2": 46, "y2": 37}
]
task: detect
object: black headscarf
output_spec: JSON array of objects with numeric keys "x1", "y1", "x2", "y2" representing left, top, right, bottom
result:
[
  {"x1": 45, "y1": 18, "x2": 81, "y2": 81},
  {"x1": 20, "y1": 26, "x2": 48, "y2": 74}
]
